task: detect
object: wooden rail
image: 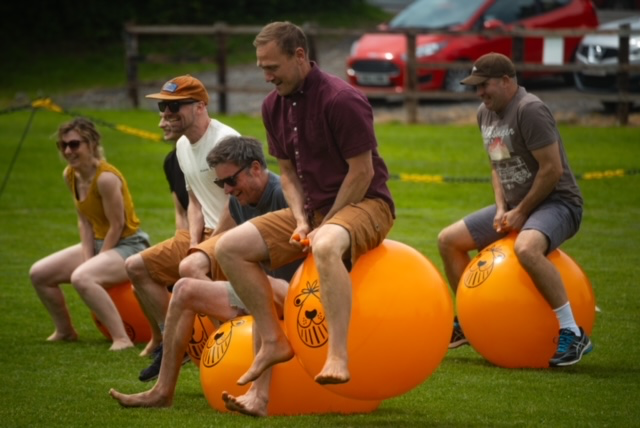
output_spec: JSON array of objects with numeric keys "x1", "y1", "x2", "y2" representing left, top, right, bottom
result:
[{"x1": 124, "y1": 22, "x2": 640, "y2": 125}]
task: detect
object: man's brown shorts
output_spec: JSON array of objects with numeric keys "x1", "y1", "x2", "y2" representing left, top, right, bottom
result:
[
  {"x1": 250, "y1": 198, "x2": 394, "y2": 270},
  {"x1": 139, "y1": 228, "x2": 216, "y2": 287}
]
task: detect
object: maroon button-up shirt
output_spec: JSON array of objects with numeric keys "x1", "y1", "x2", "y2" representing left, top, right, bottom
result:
[{"x1": 262, "y1": 63, "x2": 395, "y2": 218}]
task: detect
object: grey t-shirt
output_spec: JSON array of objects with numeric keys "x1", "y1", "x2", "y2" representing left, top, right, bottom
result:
[
  {"x1": 476, "y1": 86, "x2": 583, "y2": 209},
  {"x1": 228, "y1": 171, "x2": 302, "y2": 281}
]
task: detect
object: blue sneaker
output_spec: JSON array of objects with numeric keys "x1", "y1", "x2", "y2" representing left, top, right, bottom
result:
[
  {"x1": 549, "y1": 327, "x2": 593, "y2": 367},
  {"x1": 449, "y1": 319, "x2": 469, "y2": 349},
  {"x1": 139, "y1": 344, "x2": 190, "y2": 382}
]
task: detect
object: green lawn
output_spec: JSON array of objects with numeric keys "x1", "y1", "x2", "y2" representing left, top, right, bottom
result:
[{"x1": 0, "y1": 107, "x2": 639, "y2": 427}]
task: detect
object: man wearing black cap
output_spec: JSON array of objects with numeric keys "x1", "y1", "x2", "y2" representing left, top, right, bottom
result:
[
  {"x1": 124, "y1": 75, "x2": 239, "y2": 368},
  {"x1": 438, "y1": 53, "x2": 592, "y2": 367}
]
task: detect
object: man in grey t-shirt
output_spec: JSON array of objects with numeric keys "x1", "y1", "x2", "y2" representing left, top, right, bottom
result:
[
  {"x1": 438, "y1": 53, "x2": 592, "y2": 368},
  {"x1": 109, "y1": 136, "x2": 301, "y2": 408}
]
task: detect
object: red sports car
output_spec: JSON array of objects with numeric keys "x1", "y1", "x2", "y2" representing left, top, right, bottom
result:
[{"x1": 346, "y1": 0, "x2": 599, "y2": 95}]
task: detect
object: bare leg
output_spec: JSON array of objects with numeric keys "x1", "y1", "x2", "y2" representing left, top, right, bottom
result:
[
  {"x1": 514, "y1": 230, "x2": 568, "y2": 308},
  {"x1": 110, "y1": 277, "x2": 243, "y2": 407},
  {"x1": 71, "y1": 250, "x2": 133, "y2": 350},
  {"x1": 437, "y1": 220, "x2": 478, "y2": 293},
  {"x1": 29, "y1": 244, "x2": 84, "y2": 341},
  {"x1": 222, "y1": 326, "x2": 271, "y2": 417},
  {"x1": 310, "y1": 225, "x2": 351, "y2": 385},
  {"x1": 215, "y1": 223, "x2": 294, "y2": 386},
  {"x1": 133, "y1": 287, "x2": 162, "y2": 357},
  {"x1": 126, "y1": 253, "x2": 170, "y2": 353},
  {"x1": 178, "y1": 251, "x2": 213, "y2": 281}
]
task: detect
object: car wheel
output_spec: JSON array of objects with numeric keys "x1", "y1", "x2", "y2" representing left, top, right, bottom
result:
[{"x1": 444, "y1": 66, "x2": 472, "y2": 93}]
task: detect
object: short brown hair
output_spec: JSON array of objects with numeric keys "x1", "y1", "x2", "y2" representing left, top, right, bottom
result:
[{"x1": 253, "y1": 21, "x2": 308, "y2": 57}]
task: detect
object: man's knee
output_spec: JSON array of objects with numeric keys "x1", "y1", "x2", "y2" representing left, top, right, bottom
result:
[
  {"x1": 438, "y1": 221, "x2": 473, "y2": 254},
  {"x1": 179, "y1": 251, "x2": 209, "y2": 279},
  {"x1": 125, "y1": 254, "x2": 147, "y2": 280},
  {"x1": 313, "y1": 226, "x2": 349, "y2": 264},
  {"x1": 170, "y1": 278, "x2": 192, "y2": 308},
  {"x1": 514, "y1": 231, "x2": 547, "y2": 268}
]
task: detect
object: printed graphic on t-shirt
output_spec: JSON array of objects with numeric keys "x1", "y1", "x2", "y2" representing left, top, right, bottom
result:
[
  {"x1": 495, "y1": 156, "x2": 532, "y2": 190},
  {"x1": 482, "y1": 124, "x2": 513, "y2": 161}
]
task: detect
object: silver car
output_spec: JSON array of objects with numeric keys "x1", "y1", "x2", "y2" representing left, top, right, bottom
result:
[{"x1": 574, "y1": 16, "x2": 640, "y2": 108}]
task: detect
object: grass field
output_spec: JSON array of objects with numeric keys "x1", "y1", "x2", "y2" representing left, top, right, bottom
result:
[{"x1": 0, "y1": 107, "x2": 639, "y2": 427}]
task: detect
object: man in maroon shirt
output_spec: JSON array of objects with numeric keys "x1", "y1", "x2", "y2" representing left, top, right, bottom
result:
[{"x1": 215, "y1": 21, "x2": 395, "y2": 416}]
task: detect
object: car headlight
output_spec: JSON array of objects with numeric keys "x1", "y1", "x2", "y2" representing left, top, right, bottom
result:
[{"x1": 412, "y1": 41, "x2": 448, "y2": 59}]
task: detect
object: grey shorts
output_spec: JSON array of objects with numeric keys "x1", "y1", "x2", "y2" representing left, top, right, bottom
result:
[
  {"x1": 464, "y1": 199, "x2": 582, "y2": 253},
  {"x1": 224, "y1": 281, "x2": 249, "y2": 315},
  {"x1": 94, "y1": 230, "x2": 151, "y2": 260}
]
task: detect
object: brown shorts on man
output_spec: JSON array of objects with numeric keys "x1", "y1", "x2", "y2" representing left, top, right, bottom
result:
[
  {"x1": 251, "y1": 198, "x2": 394, "y2": 270},
  {"x1": 139, "y1": 228, "x2": 224, "y2": 287}
]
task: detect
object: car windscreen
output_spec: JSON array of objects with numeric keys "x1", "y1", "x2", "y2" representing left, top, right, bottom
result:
[{"x1": 389, "y1": 0, "x2": 487, "y2": 29}]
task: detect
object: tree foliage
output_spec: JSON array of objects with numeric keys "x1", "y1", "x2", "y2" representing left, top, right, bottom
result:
[{"x1": 3, "y1": 0, "x2": 367, "y2": 49}]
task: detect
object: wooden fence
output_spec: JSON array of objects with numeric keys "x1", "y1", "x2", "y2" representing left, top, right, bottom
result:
[{"x1": 124, "y1": 22, "x2": 640, "y2": 125}]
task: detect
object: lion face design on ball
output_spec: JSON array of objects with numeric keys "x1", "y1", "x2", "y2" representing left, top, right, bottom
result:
[
  {"x1": 188, "y1": 313, "x2": 210, "y2": 362},
  {"x1": 200, "y1": 317, "x2": 246, "y2": 368},
  {"x1": 293, "y1": 279, "x2": 328, "y2": 348},
  {"x1": 463, "y1": 243, "x2": 506, "y2": 288}
]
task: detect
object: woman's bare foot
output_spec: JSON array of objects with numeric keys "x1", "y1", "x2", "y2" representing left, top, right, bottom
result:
[
  {"x1": 110, "y1": 338, "x2": 135, "y2": 351},
  {"x1": 139, "y1": 339, "x2": 161, "y2": 357},
  {"x1": 109, "y1": 388, "x2": 172, "y2": 408},
  {"x1": 314, "y1": 357, "x2": 350, "y2": 385},
  {"x1": 222, "y1": 390, "x2": 268, "y2": 417},
  {"x1": 46, "y1": 330, "x2": 78, "y2": 342},
  {"x1": 237, "y1": 339, "x2": 293, "y2": 386}
]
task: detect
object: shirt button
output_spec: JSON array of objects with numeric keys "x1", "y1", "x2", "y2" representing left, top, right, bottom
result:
[
  {"x1": 294, "y1": 127, "x2": 297, "y2": 132},
  {"x1": 293, "y1": 102, "x2": 297, "y2": 106}
]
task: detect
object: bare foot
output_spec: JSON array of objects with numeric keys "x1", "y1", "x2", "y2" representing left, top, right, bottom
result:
[
  {"x1": 109, "y1": 388, "x2": 172, "y2": 408},
  {"x1": 315, "y1": 357, "x2": 350, "y2": 385},
  {"x1": 46, "y1": 330, "x2": 78, "y2": 342},
  {"x1": 139, "y1": 340, "x2": 161, "y2": 357},
  {"x1": 237, "y1": 339, "x2": 294, "y2": 386},
  {"x1": 110, "y1": 338, "x2": 135, "y2": 351},
  {"x1": 222, "y1": 391, "x2": 268, "y2": 417}
]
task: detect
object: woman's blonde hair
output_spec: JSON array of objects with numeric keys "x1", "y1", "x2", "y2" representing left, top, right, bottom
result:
[{"x1": 57, "y1": 117, "x2": 105, "y2": 160}]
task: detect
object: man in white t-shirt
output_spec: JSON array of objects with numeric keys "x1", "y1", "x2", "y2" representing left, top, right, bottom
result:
[{"x1": 125, "y1": 75, "x2": 239, "y2": 373}]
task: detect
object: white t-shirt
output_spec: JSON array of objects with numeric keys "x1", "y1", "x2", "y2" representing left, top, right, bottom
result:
[{"x1": 176, "y1": 119, "x2": 240, "y2": 229}]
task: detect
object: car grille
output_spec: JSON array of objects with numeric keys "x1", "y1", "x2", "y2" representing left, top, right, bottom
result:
[{"x1": 350, "y1": 60, "x2": 401, "y2": 87}]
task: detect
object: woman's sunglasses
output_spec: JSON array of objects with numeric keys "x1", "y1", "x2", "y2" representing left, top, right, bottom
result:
[
  {"x1": 213, "y1": 166, "x2": 248, "y2": 189},
  {"x1": 158, "y1": 100, "x2": 197, "y2": 113},
  {"x1": 57, "y1": 140, "x2": 83, "y2": 151}
]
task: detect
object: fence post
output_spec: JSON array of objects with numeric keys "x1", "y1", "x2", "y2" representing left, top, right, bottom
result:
[
  {"x1": 216, "y1": 23, "x2": 228, "y2": 115},
  {"x1": 405, "y1": 30, "x2": 418, "y2": 124},
  {"x1": 616, "y1": 23, "x2": 630, "y2": 126},
  {"x1": 512, "y1": 28, "x2": 524, "y2": 77},
  {"x1": 123, "y1": 24, "x2": 139, "y2": 108}
]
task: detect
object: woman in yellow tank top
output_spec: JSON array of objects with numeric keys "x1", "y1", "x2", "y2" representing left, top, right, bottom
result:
[{"x1": 29, "y1": 118, "x2": 150, "y2": 351}]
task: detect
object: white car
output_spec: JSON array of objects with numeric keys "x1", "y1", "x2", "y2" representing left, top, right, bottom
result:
[{"x1": 574, "y1": 16, "x2": 640, "y2": 108}]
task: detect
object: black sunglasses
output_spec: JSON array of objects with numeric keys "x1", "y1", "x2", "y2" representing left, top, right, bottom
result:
[
  {"x1": 158, "y1": 100, "x2": 197, "y2": 113},
  {"x1": 57, "y1": 139, "x2": 83, "y2": 151},
  {"x1": 213, "y1": 165, "x2": 248, "y2": 189}
]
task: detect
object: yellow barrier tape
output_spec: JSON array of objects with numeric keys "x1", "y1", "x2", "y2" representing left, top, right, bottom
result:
[
  {"x1": 115, "y1": 124, "x2": 163, "y2": 142},
  {"x1": 12, "y1": 99, "x2": 640, "y2": 182},
  {"x1": 29, "y1": 97, "x2": 162, "y2": 143},
  {"x1": 31, "y1": 98, "x2": 64, "y2": 113},
  {"x1": 400, "y1": 173, "x2": 445, "y2": 184},
  {"x1": 581, "y1": 169, "x2": 625, "y2": 180}
]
